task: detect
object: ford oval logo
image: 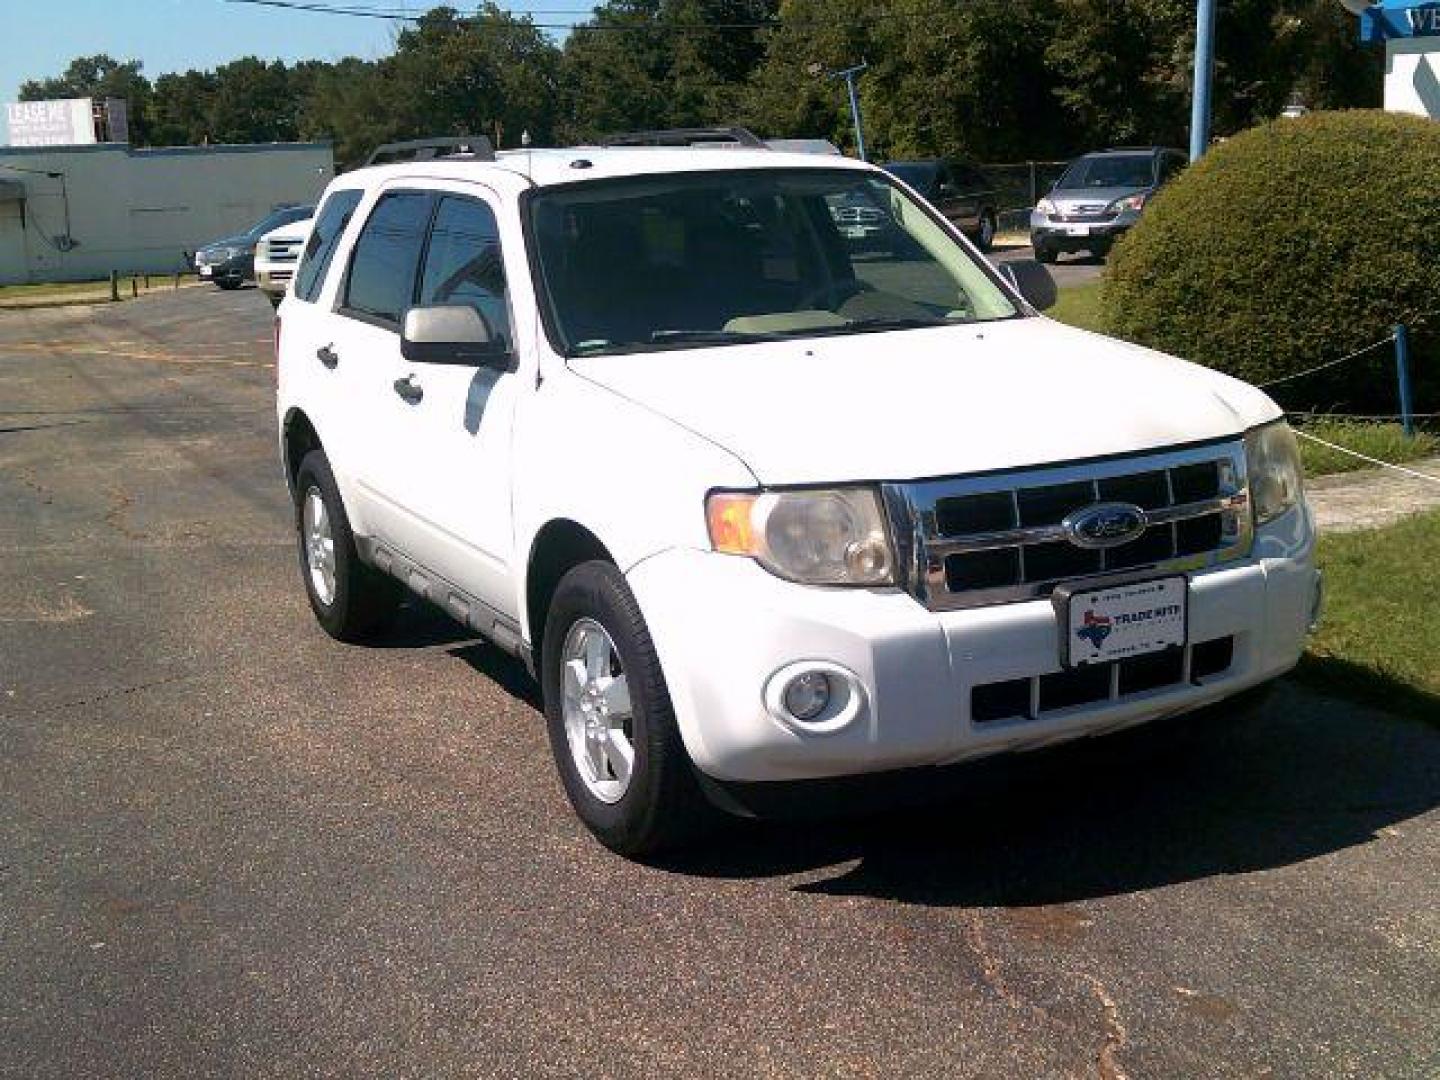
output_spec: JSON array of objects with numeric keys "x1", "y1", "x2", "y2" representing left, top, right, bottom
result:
[{"x1": 1063, "y1": 502, "x2": 1148, "y2": 549}]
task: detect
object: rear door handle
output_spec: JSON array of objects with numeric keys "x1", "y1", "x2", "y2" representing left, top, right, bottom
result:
[
  {"x1": 316, "y1": 344, "x2": 339, "y2": 369},
  {"x1": 392, "y1": 374, "x2": 423, "y2": 404}
]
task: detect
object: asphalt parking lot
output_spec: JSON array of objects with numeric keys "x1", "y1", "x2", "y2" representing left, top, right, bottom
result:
[{"x1": 1, "y1": 287, "x2": 1436, "y2": 1078}]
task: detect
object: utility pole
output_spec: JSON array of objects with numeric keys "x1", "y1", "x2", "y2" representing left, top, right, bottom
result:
[
  {"x1": 810, "y1": 61, "x2": 870, "y2": 161},
  {"x1": 1189, "y1": 0, "x2": 1218, "y2": 160}
]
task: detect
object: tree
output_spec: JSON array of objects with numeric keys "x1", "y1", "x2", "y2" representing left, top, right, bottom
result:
[{"x1": 19, "y1": 54, "x2": 154, "y2": 144}]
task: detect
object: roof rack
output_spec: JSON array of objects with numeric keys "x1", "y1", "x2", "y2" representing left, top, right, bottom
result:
[
  {"x1": 364, "y1": 136, "x2": 496, "y2": 167},
  {"x1": 601, "y1": 127, "x2": 767, "y2": 149}
]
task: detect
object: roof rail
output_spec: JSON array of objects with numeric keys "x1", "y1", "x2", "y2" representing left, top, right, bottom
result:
[
  {"x1": 364, "y1": 136, "x2": 496, "y2": 167},
  {"x1": 601, "y1": 127, "x2": 767, "y2": 149}
]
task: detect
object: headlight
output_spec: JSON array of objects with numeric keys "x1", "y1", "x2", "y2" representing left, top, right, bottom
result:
[
  {"x1": 1245, "y1": 420, "x2": 1304, "y2": 526},
  {"x1": 706, "y1": 488, "x2": 896, "y2": 586},
  {"x1": 1107, "y1": 193, "x2": 1148, "y2": 213},
  {"x1": 1036, "y1": 198, "x2": 1057, "y2": 215}
]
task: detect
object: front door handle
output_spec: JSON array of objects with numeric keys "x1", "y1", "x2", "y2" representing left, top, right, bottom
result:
[
  {"x1": 392, "y1": 374, "x2": 423, "y2": 404},
  {"x1": 316, "y1": 344, "x2": 339, "y2": 369}
]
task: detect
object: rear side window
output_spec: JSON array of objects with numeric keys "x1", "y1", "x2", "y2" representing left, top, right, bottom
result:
[
  {"x1": 418, "y1": 196, "x2": 512, "y2": 349},
  {"x1": 295, "y1": 190, "x2": 362, "y2": 302},
  {"x1": 343, "y1": 191, "x2": 433, "y2": 326}
]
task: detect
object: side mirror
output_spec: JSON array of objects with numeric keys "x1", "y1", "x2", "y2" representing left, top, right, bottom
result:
[
  {"x1": 999, "y1": 259, "x2": 1058, "y2": 312},
  {"x1": 401, "y1": 304, "x2": 510, "y2": 367}
]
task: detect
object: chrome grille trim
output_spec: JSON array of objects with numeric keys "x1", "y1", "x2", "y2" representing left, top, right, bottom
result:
[
  {"x1": 928, "y1": 493, "x2": 1248, "y2": 555},
  {"x1": 882, "y1": 440, "x2": 1252, "y2": 612}
]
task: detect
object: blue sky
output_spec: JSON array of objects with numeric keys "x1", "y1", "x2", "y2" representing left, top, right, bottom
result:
[{"x1": 1, "y1": 1, "x2": 585, "y2": 138}]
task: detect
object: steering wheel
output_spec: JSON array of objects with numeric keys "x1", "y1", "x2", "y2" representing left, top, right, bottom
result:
[{"x1": 796, "y1": 278, "x2": 870, "y2": 313}]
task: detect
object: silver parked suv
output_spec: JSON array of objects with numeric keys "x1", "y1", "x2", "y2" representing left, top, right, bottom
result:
[{"x1": 1030, "y1": 147, "x2": 1186, "y2": 263}]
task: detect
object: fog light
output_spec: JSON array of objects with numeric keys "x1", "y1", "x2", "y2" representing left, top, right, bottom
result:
[{"x1": 783, "y1": 671, "x2": 832, "y2": 721}]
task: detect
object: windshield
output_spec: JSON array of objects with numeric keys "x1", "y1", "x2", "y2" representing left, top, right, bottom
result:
[
  {"x1": 1057, "y1": 155, "x2": 1156, "y2": 190},
  {"x1": 528, "y1": 168, "x2": 1018, "y2": 356},
  {"x1": 248, "y1": 205, "x2": 313, "y2": 238}
]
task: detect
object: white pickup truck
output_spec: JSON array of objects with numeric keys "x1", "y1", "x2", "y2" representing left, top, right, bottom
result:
[
  {"x1": 256, "y1": 216, "x2": 313, "y2": 307},
  {"x1": 275, "y1": 131, "x2": 1319, "y2": 855}
]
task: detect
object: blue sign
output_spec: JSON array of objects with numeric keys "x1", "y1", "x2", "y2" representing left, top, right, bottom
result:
[{"x1": 1360, "y1": 1, "x2": 1440, "y2": 42}]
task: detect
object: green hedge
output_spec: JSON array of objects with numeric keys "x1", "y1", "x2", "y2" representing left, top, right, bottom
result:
[{"x1": 1099, "y1": 111, "x2": 1440, "y2": 412}]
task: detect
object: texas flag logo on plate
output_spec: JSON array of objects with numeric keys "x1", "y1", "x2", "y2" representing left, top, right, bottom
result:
[{"x1": 1076, "y1": 609, "x2": 1114, "y2": 650}]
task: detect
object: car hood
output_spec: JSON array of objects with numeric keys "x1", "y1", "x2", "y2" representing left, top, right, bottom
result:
[
  {"x1": 568, "y1": 318, "x2": 1279, "y2": 486},
  {"x1": 199, "y1": 234, "x2": 253, "y2": 253},
  {"x1": 1050, "y1": 186, "x2": 1150, "y2": 212}
]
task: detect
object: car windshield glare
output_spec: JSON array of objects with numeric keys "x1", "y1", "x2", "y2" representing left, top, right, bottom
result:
[
  {"x1": 527, "y1": 168, "x2": 1018, "y2": 357},
  {"x1": 1058, "y1": 155, "x2": 1156, "y2": 190}
]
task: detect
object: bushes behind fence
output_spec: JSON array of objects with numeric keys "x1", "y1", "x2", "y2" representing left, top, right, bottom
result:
[{"x1": 1099, "y1": 111, "x2": 1440, "y2": 413}]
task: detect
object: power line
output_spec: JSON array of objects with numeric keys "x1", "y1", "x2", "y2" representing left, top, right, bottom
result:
[{"x1": 217, "y1": 0, "x2": 953, "y2": 33}]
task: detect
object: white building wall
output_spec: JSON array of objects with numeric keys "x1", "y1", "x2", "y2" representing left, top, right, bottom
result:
[
  {"x1": 0, "y1": 142, "x2": 334, "y2": 284},
  {"x1": 1386, "y1": 39, "x2": 1440, "y2": 119}
]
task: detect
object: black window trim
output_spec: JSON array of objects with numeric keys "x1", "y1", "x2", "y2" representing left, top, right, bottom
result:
[
  {"x1": 294, "y1": 187, "x2": 364, "y2": 305},
  {"x1": 334, "y1": 187, "x2": 439, "y2": 332},
  {"x1": 415, "y1": 191, "x2": 518, "y2": 359}
]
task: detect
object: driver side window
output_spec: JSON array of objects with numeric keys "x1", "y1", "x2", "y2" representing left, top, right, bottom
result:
[{"x1": 418, "y1": 196, "x2": 511, "y2": 350}]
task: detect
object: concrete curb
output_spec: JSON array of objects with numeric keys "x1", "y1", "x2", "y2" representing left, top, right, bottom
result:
[{"x1": 0, "y1": 280, "x2": 209, "y2": 312}]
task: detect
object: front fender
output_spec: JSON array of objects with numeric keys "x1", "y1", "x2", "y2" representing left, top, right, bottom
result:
[{"x1": 511, "y1": 369, "x2": 756, "y2": 642}]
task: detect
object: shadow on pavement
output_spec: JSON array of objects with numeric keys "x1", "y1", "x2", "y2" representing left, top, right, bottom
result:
[{"x1": 659, "y1": 679, "x2": 1440, "y2": 907}]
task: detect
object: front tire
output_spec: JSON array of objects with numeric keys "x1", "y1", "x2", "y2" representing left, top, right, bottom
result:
[
  {"x1": 294, "y1": 450, "x2": 401, "y2": 642},
  {"x1": 976, "y1": 210, "x2": 997, "y2": 253},
  {"x1": 541, "y1": 561, "x2": 710, "y2": 856}
]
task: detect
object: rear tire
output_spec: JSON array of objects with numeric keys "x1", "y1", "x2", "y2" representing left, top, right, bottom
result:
[
  {"x1": 541, "y1": 560, "x2": 712, "y2": 856},
  {"x1": 216, "y1": 279, "x2": 242, "y2": 291},
  {"x1": 294, "y1": 449, "x2": 402, "y2": 642},
  {"x1": 1034, "y1": 244, "x2": 1058, "y2": 264}
]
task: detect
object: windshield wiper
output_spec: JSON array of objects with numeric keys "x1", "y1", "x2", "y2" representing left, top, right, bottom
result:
[
  {"x1": 799, "y1": 315, "x2": 956, "y2": 336},
  {"x1": 649, "y1": 328, "x2": 785, "y2": 344}
]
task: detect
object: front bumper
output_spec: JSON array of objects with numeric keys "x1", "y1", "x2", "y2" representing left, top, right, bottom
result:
[
  {"x1": 195, "y1": 253, "x2": 252, "y2": 283},
  {"x1": 1030, "y1": 210, "x2": 1139, "y2": 251},
  {"x1": 627, "y1": 505, "x2": 1318, "y2": 784},
  {"x1": 256, "y1": 267, "x2": 294, "y2": 294}
]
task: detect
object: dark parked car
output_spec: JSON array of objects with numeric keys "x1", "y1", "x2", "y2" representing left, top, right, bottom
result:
[
  {"x1": 882, "y1": 159, "x2": 1001, "y2": 252},
  {"x1": 192, "y1": 205, "x2": 314, "y2": 289},
  {"x1": 1030, "y1": 147, "x2": 1187, "y2": 263}
]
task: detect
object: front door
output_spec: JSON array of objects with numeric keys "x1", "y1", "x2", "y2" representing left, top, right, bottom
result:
[{"x1": 382, "y1": 188, "x2": 520, "y2": 617}]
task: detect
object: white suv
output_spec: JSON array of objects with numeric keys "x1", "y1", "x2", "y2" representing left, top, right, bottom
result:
[{"x1": 275, "y1": 131, "x2": 1319, "y2": 855}]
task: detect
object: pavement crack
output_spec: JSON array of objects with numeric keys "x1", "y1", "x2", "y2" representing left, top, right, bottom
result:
[
  {"x1": 104, "y1": 486, "x2": 147, "y2": 541},
  {"x1": 14, "y1": 670, "x2": 200, "y2": 719},
  {"x1": 963, "y1": 911, "x2": 1022, "y2": 1008},
  {"x1": 1084, "y1": 974, "x2": 1130, "y2": 1080}
]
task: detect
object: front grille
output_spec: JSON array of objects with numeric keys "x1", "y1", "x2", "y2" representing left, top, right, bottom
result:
[
  {"x1": 1051, "y1": 212, "x2": 1118, "y2": 223},
  {"x1": 1051, "y1": 203, "x2": 1116, "y2": 223},
  {"x1": 971, "y1": 636, "x2": 1236, "y2": 724},
  {"x1": 883, "y1": 441, "x2": 1252, "y2": 611},
  {"x1": 261, "y1": 239, "x2": 303, "y2": 264}
]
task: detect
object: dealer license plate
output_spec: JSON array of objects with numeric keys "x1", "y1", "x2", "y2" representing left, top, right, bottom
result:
[
  {"x1": 198, "y1": 266, "x2": 212, "y2": 277},
  {"x1": 1065, "y1": 224, "x2": 1091, "y2": 236},
  {"x1": 1058, "y1": 576, "x2": 1187, "y2": 667},
  {"x1": 843, "y1": 225, "x2": 868, "y2": 239}
]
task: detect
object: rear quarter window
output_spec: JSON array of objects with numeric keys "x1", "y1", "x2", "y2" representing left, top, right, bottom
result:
[{"x1": 294, "y1": 189, "x2": 363, "y2": 302}]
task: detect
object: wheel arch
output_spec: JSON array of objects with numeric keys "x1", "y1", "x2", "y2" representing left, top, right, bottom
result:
[
  {"x1": 282, "y1": 407, "x2": 322, "y2": 497},
  {"x1": 524, "y1": 518, "x2": 616, "y2": 658}
]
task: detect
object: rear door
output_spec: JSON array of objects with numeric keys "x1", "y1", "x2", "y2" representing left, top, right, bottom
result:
[
  {"x1": 944, "y1": 163, "x2": 985, "y2": 231},
  {"x1": 279, "y1": 186, "x2": 364, "y2": 489},
  {"x1": 326, "y1": 186, "x2": 435, "y2": 541}
]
